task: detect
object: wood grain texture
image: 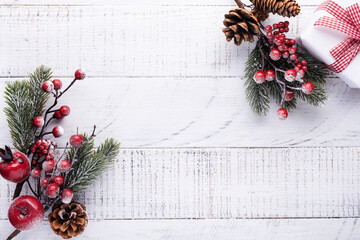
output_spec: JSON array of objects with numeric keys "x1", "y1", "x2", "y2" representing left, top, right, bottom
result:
[
  {"x1": 1, "y1": 218, "x2": 360, "y2": 240},
  {"x1": 1, "y1": 148, "x2": 359, "y2": 220},
  {"x1": 0, "y1": 5, "x2": 317, "y2": 77}
]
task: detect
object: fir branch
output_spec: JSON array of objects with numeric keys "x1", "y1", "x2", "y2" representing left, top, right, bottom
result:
[
  {"x1": 65, "y1": 138, "x2": 120, "y2": 193},
  {"x1": 3, "y1": 66, "x2": 51, "y2": 152}
]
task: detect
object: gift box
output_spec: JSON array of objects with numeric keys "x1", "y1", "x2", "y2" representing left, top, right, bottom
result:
[{"x1": 297, "y1": 0, "x2": 360, "y2": 88}]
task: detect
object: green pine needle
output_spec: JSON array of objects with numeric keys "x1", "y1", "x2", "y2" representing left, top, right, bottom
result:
[
  {"x1": 65, "y1": 136, "x2": 120, "y2": 193},
  {"x1": 3, "y1": 66, "x2": 51, "y2": 152}
]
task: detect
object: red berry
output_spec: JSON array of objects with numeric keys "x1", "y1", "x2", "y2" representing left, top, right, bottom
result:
[
  {"x1": 265, "y1": 69, "x2": 275, "y2": 81},
  {"x1": 284, "y1": 39, "x2": 290, "y2": 45},
  {"x1": 266, "y1": 32, "x2": 273, "y2": 38},
  {"x1": 33, "y1": 116, "x2": 44, "y2": 128},
  {"x1": 273, "y1": 23, "x2": 278, "y2": 29},
  {"x1": 283, "y1": 90, "x2": 294, "y2": 101},
  {"x1": 52, "y1": 79, "x2": 62, "y2": 90},
  {"x1": 302, "y1": 66, "x2": 308, "y2": 72},
  {"x1": 61, "y1": 189, "x2": 74, "y2": 204},
  {"x1": 42, "y1": 149, "x2": 48, "y2": 155},
  {"x1": 265, "y1": 25, "x2": 272, "y2": 32},
  {"x1": 70, "y1": 135, "x2": 84, "y2": 147},
  {"x1": 269, "y1": 49, "x2": 281, "y2": 61},
  {"x1": 278, "y1": 22, "x2": 284, "y2": 28},
  {"x1": 277, "y1": 108, "x2": 288, "y2": 120},
  {"x1": 42, "y1": 160, "x2": 55, "y2": 173},
  {"x1": 75, "y1": 69, "x2": 86, "y2": 80},
  {"x1": 290, "y1": 54, "x2": 298, "y2": 61},
  {"x1": 285, "y1": 69, "x2": 297, "y2": 82},
  {"x1": 31, "y1": 148, "x2": 36, "y2": 153},
  {"x1": 54, "y1": 110, "x2": 64, "y2": 120},
  {"x1": 294, "y1": 58, "x2": 300, "y2": 64},
  {"x1": 301, "y1": 60, "x2": 307, "y2": 66},
  {"x1": 42, "y1": 81, "x2": 54, "y2": 92},
  {"x1": 273, "y1": 31, "x2": 279, "y2": 36},
  {"x1": 279, "y1": 28, "x2": 285, "y2": 33},
  {"x1": 278, "y1": 45, "x2": 286, "y2": 52},
  {"x1": 52, "y1": 126, "x2": 64, "y2": 138},
  {"x1": 302, "y1": 82, "x2": 314, "y2": 94},
  {"x1": 296, "y1": 64, "x2": 303, "y2": 69},
  {"x1": 289, "y1": 47, "x2": 297, "y2": 54},
  {"x1": 284, "y1": 27, "x2": 289, "y2": 32},
  {"x1": 52, "y1": 176, "x2": 64, "y2": 186},
  {"x1": 282, "y1": 51, "x2": 289, "y2": 58},
  {"x1": 290, "y1": 39, "x2": 296, "y2": 46},
  {"x1": 31, "y1": 169, "x2": 41, "y2": 178},
  {"x1": 46, "y1": 183, "x2": 60, "y2": 198},
  {"x1": 253, "y1": 71, "x2": 266, "y2": 84},
  {"x1": 40, "y1": 178, "x2": 49, "y2": 188},
  {"x1": 59, "y1": 105, "x2": 70, "y2": 116},
  {"x1": 294, "y1": 67, "x2": 300, "y2": 72},
  {"x1": 284, "y1": 21, "x2": 289, "y2": 27},
  {"x1": 268, "y1": 39, "x2": 273, "y2": 44},
  {"x1": 57, "y1": 160, "x2": 71, "y2": 173}
]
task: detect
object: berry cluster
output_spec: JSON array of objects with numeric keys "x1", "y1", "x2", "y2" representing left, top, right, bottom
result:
[
  {"x1": 253, "y1": 21, "x2": 315, "y2": 120},
  {"x1": 30, "y1": 139, "x2": 55, "y2": 163}
]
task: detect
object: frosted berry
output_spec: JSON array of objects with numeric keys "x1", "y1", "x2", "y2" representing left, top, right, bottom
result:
[
  {"x1": 42, "y1": 160, "x2": 55, "y2": 173},
  {"x1": 302, "y1": 82, "x2": 314, "y2": 94},
  {"x1": 289, "y1": 47, "x2": 297, "y2": 54},
  {"x1": 296, "y1": 69, "x2": 305, "y2": 81},
  {"x1": 40, "y1": 178, "x2": 49, "y2": 188},
  {"x1": 285, "y1": 69, "x2": 297, "y2": 82},
  {"x1": 277, "y1": 108, "x2": 288, "y2": 120},
  {"x1": 266, "y1": 32, "x2": 273, "y2": 39},
  {"x1": 52, "y1": 79, "x2": 62, "y2": 90},
  {"x1": 265, "y1": 69, "x2": 275, "y2": 81},
  {"x1": 42, "y1": 81, "x2": 54, "y2": 92},
  {"x1": 302, "y1": 66, "x2": 308, "y2": 72},
  {"x1": 70, "y1": 135, "x2": 84, "y2": 147},
  {"x1": 52, "y1": 126, "x2": 64, "y2": 138},
  {"x1": 61, "y1": 189, "x2": 73, "y2": 204},
  {"x1": 46, "y1": 183, "x2": 60, "y2": 198},
  {"x1": 290, "y1": 54, "x2": 298, "y2": 61},
  {"x1": 52, "y1": 176, "x2": 64, "y2": 186},
  {"x1": 59, "y1": 105, "x2": 70, "y2": 116},
  {"x1": 253, "y1": 71, "x2": 266, "y2": 84},
  {"x1": 282, "y1": 51, "x2": 289, "y2": 58},
  {"x1": 269, "y1": 49, "x2": 281, "y2": 61},
  {"x1": 57, "y1": 160, "x2": 71, "y2": 173},
  {"x1": 283, "y1": 90, "x2": 294, "y2": 101},
  {"x1": 30, "y1": 169, "x2": 41, "y2": 178},
  {"x1": 33, "y1": 116, "x2": 44, "y2": 128},
  {"x1": 75, "y1": 69, "x2": 86, "y2": 80},
  {"x1": 301, "y1": 60, "x2": 307, "y2": 66},
  {"x1": 54, "y1": 110, "x2": 64, "y2": 120}
]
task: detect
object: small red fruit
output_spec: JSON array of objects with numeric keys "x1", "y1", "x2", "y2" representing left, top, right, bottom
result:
[
  {"x1": 285, "y1": 69, "x2": 297, "y2": 82},
  {"x1": 40, "y1": 178, "x2": 49, "y2": 188},
  {"x1": 52, "y1": 79, "x2": 62, "y2": 90},
  {"x1": 42, "y1": 81, "x2": 54, "y2": 92},
  {"x1": 59, "y1": 105, "x2": 70, "y2": 116},
  {"x1": 57, "y1": 160, "x2": 71, "y2": 173},
  {"x1": 8, "y1": 195, "x2": 44, "y2": 231},
  {"x1": 302, "y1": 82, "x2": 314, "y2": 94},
  {"x1": 61, "y1": 189, "x2": 74, "y2": 204},
  {"x1": 54, "y1": 110, "x2": 64, "y2": 120},
  {"x1": 0, "y1": 147, "x2": 30, "y2": 183},
  {"x1": 70, "y1": 134, "x2": 84, "y2": 147},
  {"x1": 269, "y1": 49, "x2": 281, "y2": 61},
  {"x1": 46, "y1": 183, "x2": 60, "y2": 198},
  {"x1": 283, "y1": 90, "x2": 294, "y2": 101},
  {"x1": 289, "y1": 47, "x2": 298, "y2": 54},
  {"x1": 52, "y1": 176, "x2": 64, "y2": 186},
  {"x1": 265, "y1": 69, "x2": 275, "y2": 81},
  {"x1": 42, "y1": 160, "x2": 55, "y2": 173},
  {"x1": 290, "y1": 39, "x2": 296, "y2": 46},
  {"x1": 31, "y1": 169, "x2": 41, "y2": 178},
  {"x1": 253, "y1": 71, "x2": 266, "y2": 84},
  {"x1": 277, "y1": 108, "x2": 288, "y2": 120},
  {"x1": 301, "y1": 60, "x2": 307, "y2": 66},
  {"x1": 33, "y1": 116, "x2": 44, "y2": 128},
  {"x1": 52, "y1": 126, "x2": 64, "y2": 138},
  {"x1": 75, "y1": 69, "x2": 86, "y2": 80}
]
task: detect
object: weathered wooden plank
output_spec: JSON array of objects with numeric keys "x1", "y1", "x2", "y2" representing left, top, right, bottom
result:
[
  {"x1": 0, "y1": 0, "x2": 321, "y2": 6},
  {"x1": 1, "y1": 218, "x2": 360, "y2": 240},
  {"x1": 1, "y1": 77, "x2": 359, "y2": 148},
  {"x1": 1, "y1": 148, "x2": 359, "y2": 219},
  {"x1": 0, "y1": 5, "x2": 319, "y2": 77}
]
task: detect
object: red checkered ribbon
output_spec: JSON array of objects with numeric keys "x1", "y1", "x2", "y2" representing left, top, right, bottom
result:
[{"x1": 314, "y1": 1, "x2": 360, "y2": 73}]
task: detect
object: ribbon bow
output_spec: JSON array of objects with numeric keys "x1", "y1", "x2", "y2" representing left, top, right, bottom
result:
[{"x1": 314, "y1": 0, "x2": 360, "y2": 73}]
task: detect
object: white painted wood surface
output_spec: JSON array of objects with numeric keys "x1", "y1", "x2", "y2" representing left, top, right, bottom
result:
[{"x1": 0, "y1": 0, "x2": 360, "y2": 239}]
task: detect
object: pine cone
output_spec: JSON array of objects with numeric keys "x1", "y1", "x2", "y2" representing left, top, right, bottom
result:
[
  {"x1": 222, "y1": 8, "x2": 260, "y2": 46},
  {"x1": 48, "y1": 201, "x2": 88, "y2": 239},
  {"x1": 251, "y1": 8, "x2": 270, "y2": 22},
  {"x1": 250, "y1": 0, "x2": 300, "y2": 18}
]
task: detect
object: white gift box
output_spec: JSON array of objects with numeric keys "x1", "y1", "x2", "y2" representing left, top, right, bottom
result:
[{"x1": 297, "y1": 0, "x2": 360, "y2": 88}]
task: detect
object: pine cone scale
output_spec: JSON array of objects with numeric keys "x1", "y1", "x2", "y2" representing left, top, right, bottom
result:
[{"x1": 250, "y1": 0, "x2": 300, "y2": 18}]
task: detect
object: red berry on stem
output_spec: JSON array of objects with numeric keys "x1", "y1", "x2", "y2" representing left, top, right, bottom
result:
[
  {"x1": 266, "y1": 32, "x2": 273, "y2": 38},
  {"x1": 269, "y1": 49, "x2": 281, "y2": 61},
  {"x1": 284, "y1": 27, "x2": 289, "y2": 32},
  {"x1": 0, "y1": 150, "x2": 30, "y2": 183},
  {"x1": 42, "y1": 160, "x2": 55, "y2": 173},
  {"x1": 61, "y1": 189, "x2": 74, "y2": 204},
  {"x1": 265, "y1": 25, "x2": 272, "y2": 32},
  {"x1": 302, "y1": 82, "x2": 314, "y2": 94},
  {"x1": 301, "y1": 60, "x2": 307, "y2": 66},
  {"x1": 277, "y1": 108, "x2": 288, "y2": 120},
  {"x1": 70, "y1": 134, "x2": 84, "y2": 147},
  {"x1": 278, "y1": 21, "x2": 284, "y2": 28},
  {"x1": 52, "y1": 79, "x2": 62, "y2": 90},
  {"x1": 33, "y1": 116, "x2": 44, "y2": 128},
  {"x1": 42, "y1": 81, "x2": 54, "y2": 92},
  {"x1": 290, "y1": 39, "x2": 296, "y2": 46},
  {"x1": 31, "y1": 169, "x2": 41, "y2": 178},
  {"x1": 52, "y1": 126, "x2": 64, "y2": 138},
  {"x1": 52, "y1": 176, "x2": 64, "y2": 186},
  {"x1": 279, "y1": 28, "x2": 285, "y2": 33},
  {"x1": 290, "y1": 54, "x2": 298, "y2": 61},
  {"x1": 283, "y1": 90, "x2": 294, "y2": 101},
  {"x1": 60, "y1": 105, "x2": 71, "y2": 116},
  {"x1": 294, "y1": 58, "x2": 300, "y2": 64},
  {"x1": 285, "y1": 69, "x2": 297, "y2": 82},
  {"x1": 54, "y1": 110, "x2": 64, "y2": 120},
  {"x1": 284, "y1": 21, "x2": 289, "y2": 27},
  {"x1": 57, "y1": 160, "x2": 71, "y2": 173},
  {"x1": 253, "y1": 71, "x2": 266, "y2": 84},
  {"x1": 273, "y1": 23, "x2": 278, "y2": 29},
  {"x1": 289, "y1": 47, "x2": 297, "y2": 54},
  {"x1": 8, "y1": 195, "x2": 44, "y2": 231},
  {"x1": 75, "y1": 69, "x2": 86, "y2": 80},
  {"x1": 40, "y1": 178, "x2": 49, "y2": 188},
  {"x1": 46, "y1": 183, "x2": 60, "y2": 198},
  {"x1": 282, "y1": 51, "x2": 289, "y2": 58},
  {"x1": 302, "y1": 66, "x2": 308, "y2": 72},
  {"x1": 265, "y1": 69, "x2": 275, "y2": 81}
]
